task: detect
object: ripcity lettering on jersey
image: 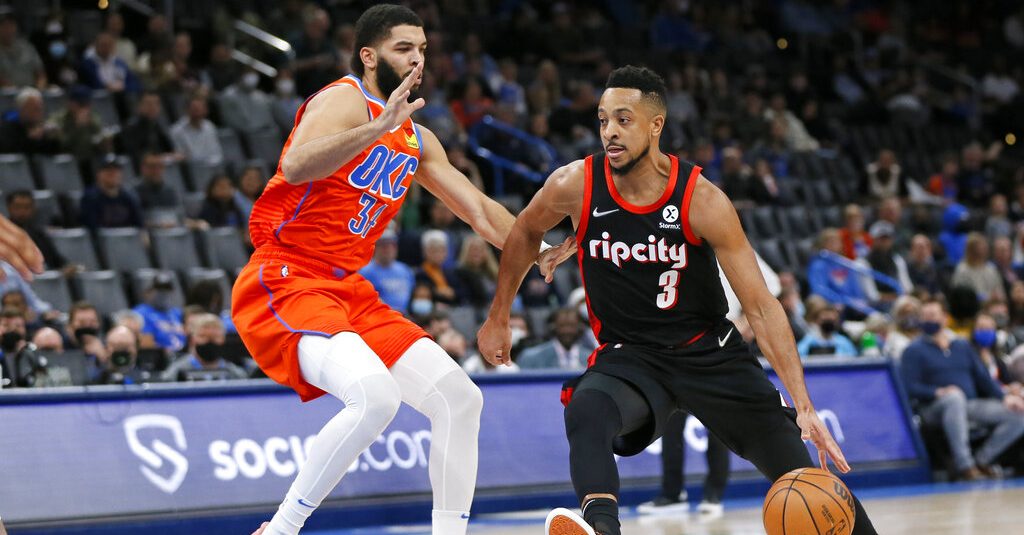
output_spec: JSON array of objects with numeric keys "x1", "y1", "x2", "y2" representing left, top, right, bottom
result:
[
  {"x1": 588, "y1": 231, "x2": 688, "y2": 269},
  {"x1": 347, "y1": 144, "x2": 419, "y2": 201}
]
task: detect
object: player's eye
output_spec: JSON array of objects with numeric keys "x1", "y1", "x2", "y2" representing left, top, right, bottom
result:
[
  {"x1": 598, "y1": 118, "x2": 608, "y2": 126},
  {"x1": 619, "y1": 118, "x2": 630, "y2": 125}
]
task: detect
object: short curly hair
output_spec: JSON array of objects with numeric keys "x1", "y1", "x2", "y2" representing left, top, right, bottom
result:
[
  {"x1": 605, "y1": 65, "x2": 667, "y2": 111},
  {"x1": 352, "y1": 4, "x2": 424, "y2": 77}
]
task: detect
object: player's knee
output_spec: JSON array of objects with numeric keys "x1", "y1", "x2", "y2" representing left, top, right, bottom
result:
[
  {"x1": 565, "y1": 389, "x2": 619, "y2": 442},
  {"x1": 432, "y1": 371, "x2": 483, "y2": 424},
  {"x1": 352, "y1": 373, "x2": 402, "y2": 430}
]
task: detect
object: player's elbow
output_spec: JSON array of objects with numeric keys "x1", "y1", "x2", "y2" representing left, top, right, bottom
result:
[{"x1": 280, "y1": 155, "x2": 308, "y2": 184}]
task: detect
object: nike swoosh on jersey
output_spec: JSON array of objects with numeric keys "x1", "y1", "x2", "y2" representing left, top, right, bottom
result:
[
  {"x1": 592, "y1": 207, "x2": 620, "y2": 217},
  {"x1": 718, "y1": 328, "x2": 734, "y2": 347},
  {"x1": 298, "y1": 498, "x2": 316, "y2": 508}
]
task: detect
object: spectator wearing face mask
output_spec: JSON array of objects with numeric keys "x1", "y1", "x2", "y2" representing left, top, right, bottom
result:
[
  {"x1": 885, "y1": 296, "x2": 921, "y2": 361},
  {"x1": 408, "y1": 282, "x2": 437, "y2": 321},
  {"x1": 132, "y1": 273, "x2": 186, "y2": 352},
  {"x1": 162, "y1": 313, "x2": 247, "y2": 381},
  {"x1": 972, "y1": 313, "x2": 1023, "y2": 396},
  {"x1": 31, "y1": 326, "x2": 63, "y2": 352},
  {"x1": 796, "y1": 304, "x2": 858, "y2": 358},
  {"x1": 95, "y1": 325, "x2": 155, "y2": 385}
]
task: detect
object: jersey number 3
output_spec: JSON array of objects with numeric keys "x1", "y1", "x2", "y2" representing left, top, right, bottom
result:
[
  {"x1": 349, "y1": 192, "x2": 387, "y2": 238},
  {"x1": 656, "y1": 269, "x2": 680, "y2": 310}
]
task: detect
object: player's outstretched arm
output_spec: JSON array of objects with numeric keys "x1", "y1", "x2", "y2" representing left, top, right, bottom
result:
[
  {"x1": 281, "y1": 63, "x2": 425, "y2": 184},
  {"x1": 689, "y1": 177, "x2": 851, "y2": 473},
  {"x1": 415, "y1": 126, "x2": 577, "y2": 275},
  {"x1": 0, "y1": 214, "x2": 44, "y2": 281},
  {"x1": 477, "y1": 161, "x2": 585, "y2": 366}
]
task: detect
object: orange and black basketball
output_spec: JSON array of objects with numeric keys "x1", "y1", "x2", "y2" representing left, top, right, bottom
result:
[{"x1": 763, "y1": 468, "x2": 856, "y2": 535}]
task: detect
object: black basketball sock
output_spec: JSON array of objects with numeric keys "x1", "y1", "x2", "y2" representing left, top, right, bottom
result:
[{"x1": 582, "y1": 497, "x2": 620, "y2": 535}]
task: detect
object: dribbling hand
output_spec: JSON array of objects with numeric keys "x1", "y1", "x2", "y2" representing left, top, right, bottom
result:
[
  {"x1": 797, "y1": 410, "x2": 851, "y2": 473},
  {"x1": 0, "y1": 214, "x2": 44, "y2": 281},
  {"x1": 376, "y1": 62, "x2": 425, "y2": 132},
  {"x1": 477, "y1": 316, "x2": 512, "y2": 367},
  {"x1": 539, "y1": 236, "x2": 577, "y2": 283}
]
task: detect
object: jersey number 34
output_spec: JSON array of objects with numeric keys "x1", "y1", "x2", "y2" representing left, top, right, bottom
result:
[{"x1": 349, "y1": 193, "x2": 387, "y2": 238}]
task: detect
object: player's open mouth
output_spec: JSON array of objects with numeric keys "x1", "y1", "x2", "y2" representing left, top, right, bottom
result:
[{"x1": 606, "y1": 146, "x2": 625, "y2": 157}]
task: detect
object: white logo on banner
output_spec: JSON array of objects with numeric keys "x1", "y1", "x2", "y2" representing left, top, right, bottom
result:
[{"x1": 123, "y1": 414, "x2": 189, "y2": 494}]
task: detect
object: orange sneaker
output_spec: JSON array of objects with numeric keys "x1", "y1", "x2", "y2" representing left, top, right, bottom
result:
[{"x1": 546, "y1": 508, "x2": 596, "y2": 535}]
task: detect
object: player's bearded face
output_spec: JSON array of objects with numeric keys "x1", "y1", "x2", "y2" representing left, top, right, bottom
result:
[
  {"x1": 608, "y1": 140, "x2": 650, "y2": 176},
  {"x1": 376, "y1": 55, "x2": 408, "y2": 97}
]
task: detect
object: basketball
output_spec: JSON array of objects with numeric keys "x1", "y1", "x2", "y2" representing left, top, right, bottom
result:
[{"x1": 763, "y1": 468, "x2": 856, "y2": 535}]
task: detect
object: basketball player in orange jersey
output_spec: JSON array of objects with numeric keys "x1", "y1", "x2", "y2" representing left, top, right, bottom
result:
[
  {"x1": 233, "y1": 6, "x2": 573, "y2": 535},
  {"x1": 478, "y1": 66, "x2": 877, "y2": 535}
]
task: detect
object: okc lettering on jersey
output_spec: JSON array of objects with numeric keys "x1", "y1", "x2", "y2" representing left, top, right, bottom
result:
[
  {"x1": 588, "y1": 231, "x2": 687, "y2": 269},
  {"x1": 348, "y1": 144, "x2": 419, "y2": 201}
]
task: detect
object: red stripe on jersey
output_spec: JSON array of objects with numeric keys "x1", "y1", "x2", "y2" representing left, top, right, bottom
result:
[
  {"x1": 575, "y1": 155, "x2": 594, "y2": 246},
  {"x1": 587, "y1": 343, "x2": 607, "y2": 368},
  {"x1": 684, "y1": 328, "x2": 707, "y2": 346},
  {"x1": 577, "y1": 156, "x2": 602, "y2": 339},
  {"x1": 681, "y1": 164, "x2": 703, "y2": 245},
  {"x1": 603, "y1": 155, "x2": 679, "y2": 214}
]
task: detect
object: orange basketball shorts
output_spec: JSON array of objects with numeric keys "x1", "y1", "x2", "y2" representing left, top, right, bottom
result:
[{"x1": 232, "y1": 248, "x2": 428, "y2": 402}]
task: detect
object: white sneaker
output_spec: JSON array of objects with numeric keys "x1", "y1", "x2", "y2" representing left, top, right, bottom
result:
[
  {"x1": 636, "y1": 494, "x2": 689, "y2": 515},
  {"x1": 546, "y1": 507, "x2": 596, "y2": 535},
  {"x1": 696, "y1": 500, "x2": 724, "y2": 517}
]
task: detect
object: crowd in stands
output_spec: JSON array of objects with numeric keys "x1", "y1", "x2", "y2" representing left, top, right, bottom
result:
[{"x1": 2, "y1": 1, "x2": 1024, "y2": 471}]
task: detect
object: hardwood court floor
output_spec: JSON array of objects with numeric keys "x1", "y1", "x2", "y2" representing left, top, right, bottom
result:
[{"x1": 320, "y1": 479, "x2": 1024, "y2": 535}]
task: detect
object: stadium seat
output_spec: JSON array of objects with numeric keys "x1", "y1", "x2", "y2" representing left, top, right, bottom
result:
[
  {"x1": 48, "y1": 228, "x2": 100, "y2": 270},
  {"x1": 217, "y1": 128, "x2": 247, "y2": 168},
  {"x1": 41, "y1": 87, "x2": 66, "y2": 116},
  {"x1": 807, "y1": 180, "x2": 835, "y2": 206},
  {"x1": 151, "y1": 227, "x2": 202, "y2": 271},
  {"x1": 783, "y1": 205, "x2": 820, "y2": 238},
  {"x1": 115, "y1": 155, "x2": 137, "y2": 184},
  {"x1": 0, "y1": 153, "x2": 36, "y2": 190},
  {"x1": 91, "y1": 90, "x2": 120, "y2": 128},
  {"x1": 187, "y1": 160, "x2": 224, "y2": 193},
  {"x1": 31, "y1": 190, "x2": 60, "y2": 226},
  {"x1": 755, "y1": 239, "x2": 790, "y2": 273},
  {"x1": 75, "y1": 270, "x2": 129, "y2": 317},
  {"x1": 144, "y1": 208, "x2": 183, "y2": 227},
  {"x1": 203, "y1": 226, "x2": 250, "y2": 273},
  {"x1": 242, "y1": 130, "x2": 283, "y2": 168},
  {"x1": 449, "y1": 306, "x2": 479, "y2": 341},
  {"x1": 131, "y1": 268, "x2": 186, "y2": 309},
  {"x1": 0, "y1": 88, "x2": 16, "y2": 113},
  {"x1": 751, "y1": 206, "x2": 782, "y2": 238},
  {"x1": 97, "y1": 227, "x2": 152, "y2": 272},
  {"x1": 163, "y1": 160, "x2": 189, "y2": 196},
  {"x1": 185, "y1": 267, "x2": 232, "y2": 307},
  {"x1": 820, "y1": 205, "x2": 843, "y2": 228},
  {"x1": 29, "y1": 270, "x2": 73, "y2": 313},
  {"x1": 183, "y1": 192, "x2": 205, "y2": 218},
  {"x1": 550, "y1": 264, "x2": 579, "y2": 301},
  {"x1": 35, "y1": 154, "x2": 84, "y2": 192}
]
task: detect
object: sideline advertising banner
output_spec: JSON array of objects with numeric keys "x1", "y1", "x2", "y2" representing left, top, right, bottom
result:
[{"x1": 0, "y1": 360, "x2": 922, "y2": 524}]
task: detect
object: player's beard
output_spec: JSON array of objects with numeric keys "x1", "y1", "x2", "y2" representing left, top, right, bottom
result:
[
  {"x1": 609, "y1": 142, "x2": 650, "y2": 176},
  {"x1": 376, "y1": 57, "x2": 406, "y2": 98}
]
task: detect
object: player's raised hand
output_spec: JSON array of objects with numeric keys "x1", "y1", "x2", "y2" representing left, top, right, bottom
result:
[
  {"x1": 797, "y1": 410, "x2": 851, "y2": 473},
  {"x1": 539, "y1": 236, "x2": 577, "y2": 283},
  {"x1": 0, "y1": 214, "x2": 44, "y2": 281},
  {"x1": 477, "y1": 316, "x2": 513, "y2": 367},
  {"x1": 377, "y1": 62, "x2": 425, "y2": 132}
]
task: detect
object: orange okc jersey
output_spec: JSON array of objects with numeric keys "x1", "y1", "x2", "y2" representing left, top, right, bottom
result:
[
  {"x1": 232, "y1": 75, "x2": 430, "y2": 402},
  {"x1": 250, "y1": 74, "x2": 423, "y2": 275}
]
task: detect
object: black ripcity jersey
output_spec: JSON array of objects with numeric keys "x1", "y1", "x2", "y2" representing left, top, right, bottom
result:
[{"x1": 575, "y1": 153, "x2": 728, "y2": 347}]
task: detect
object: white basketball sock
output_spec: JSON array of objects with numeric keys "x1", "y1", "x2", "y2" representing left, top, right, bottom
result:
[{"x1": 432, "y1": 509, "x2": 471, "y2": 535}]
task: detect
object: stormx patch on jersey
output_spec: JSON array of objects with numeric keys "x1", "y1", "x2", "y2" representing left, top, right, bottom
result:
[{"x1": 588, "y1": 231, "x2": 688, "y2": 269}]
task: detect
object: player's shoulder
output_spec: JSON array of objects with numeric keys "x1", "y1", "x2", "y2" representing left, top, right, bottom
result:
[
  {"x1": 545, "y1": 159, "x2": 587, "y2": 191},
  {"x1": 304, "y1": 82, "x2": 366, "y2": 117}
]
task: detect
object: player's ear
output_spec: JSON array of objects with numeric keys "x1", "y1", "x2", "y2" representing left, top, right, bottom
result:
[
  {"x1": 360, "y1": 47, "x2": 377, "y2": 71},
  {"x1": 650, "y1": 113, "x2": 665, "y2": 138}
]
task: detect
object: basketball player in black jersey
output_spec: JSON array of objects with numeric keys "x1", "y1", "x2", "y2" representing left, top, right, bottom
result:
[{"x1": 478, "y1": 66, "x2": 878, "y2": 535}]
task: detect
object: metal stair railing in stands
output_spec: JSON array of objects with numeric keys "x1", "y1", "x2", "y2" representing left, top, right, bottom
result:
[{"x1": 467, "y1": 115, "x2": 560, "y2": 195}]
